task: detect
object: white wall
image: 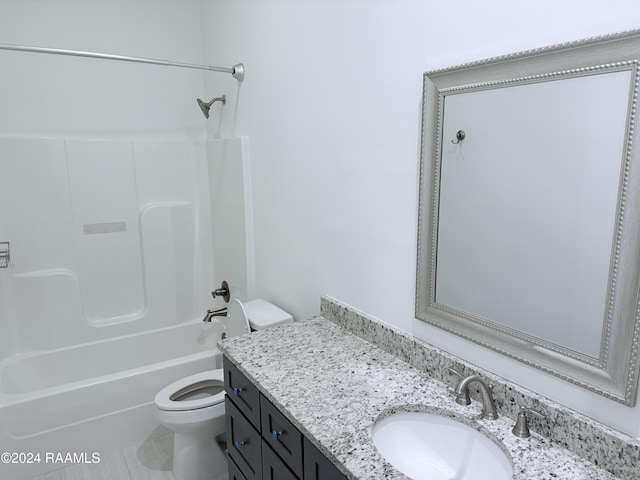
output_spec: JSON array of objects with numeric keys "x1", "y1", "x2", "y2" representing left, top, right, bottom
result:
[
  {"x1": 203, "y1": 0, "x2": 640, "y2": 437},
  {"x1": 0, "y1": 0, "x2": 208, "y2": 135},
  {"x1": 0, "y1": 0, "x2": 215, "y2": 360}
]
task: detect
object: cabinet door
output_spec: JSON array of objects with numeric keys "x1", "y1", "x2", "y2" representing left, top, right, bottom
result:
[
  {"x1": 228, "y1": 455, "x2": 248, "y2": 480},
  {"x1": 224, "y1": 356, "x2": 261, "y2": 428},
  {"x1": 303, "y1": 437, "x2": 348, "y2": 480},
  {"x1": 260, "y1": 394, "x2": 303, "y2": 478},
  {"x1": 262, "y1": 439, "x2": 298, "y2": 480},
  {"x1": 226, "y1": 396, "x2": 262, "y2": 480}
]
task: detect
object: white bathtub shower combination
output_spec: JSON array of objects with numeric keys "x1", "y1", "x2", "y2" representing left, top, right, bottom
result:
[
  {"x1": 0, "y1": 5, "x2": 259, "y2": 473},
  {"x1": 0, "y1": 129, "x2": 256, "y2": 479},
  {"x1": 0, "y1": 128, "x2": 242, "y2": 480},
  {"x1": 0, "y1": 15, "x2": 255, "y2": 477},
  {"x1": 0, "y1": 319, "x2": 222, "y2": 479}
]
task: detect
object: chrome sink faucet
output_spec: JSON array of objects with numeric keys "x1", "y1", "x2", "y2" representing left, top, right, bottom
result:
[{"x1": 448, "y1": 368, "x2": 498, "y2": 420}]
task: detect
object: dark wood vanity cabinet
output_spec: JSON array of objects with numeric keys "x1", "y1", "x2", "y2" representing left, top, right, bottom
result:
[
  {"x1": 303, "y1": 438, "x2": 346, "y2": 480},
  {"x1": 224, "y1": 356, "x2": 348, "y2": 480},
  {"x1": 226, "y1": 396, "x2": 262, "y2": 480},
  {"x1": 262, "y1": 439, "x2": 299, "y2": 480},
  {"x1": 224, "y1": 356, "x2": 261, "y2": 427},
  {"x1": 228, "y1": 448, "x2": 251, "y2": 480}
]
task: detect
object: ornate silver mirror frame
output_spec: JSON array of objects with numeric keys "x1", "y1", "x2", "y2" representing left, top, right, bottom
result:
[{"x1": 416, "y1": 30, "x2": 640, "y2": 405}]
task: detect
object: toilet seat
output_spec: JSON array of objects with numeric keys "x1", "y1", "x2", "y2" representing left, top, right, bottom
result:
[
  {"x1": 226, "y1": 298, "x2": 251, "y2": 337},
  {"x1": 155, "y1": 370, "x2": 225, "y2": 412}
]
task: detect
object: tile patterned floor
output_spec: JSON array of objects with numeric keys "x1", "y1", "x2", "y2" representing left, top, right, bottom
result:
[{"x1": 26, "y1": 434, "x2": 228, "y2": 480}]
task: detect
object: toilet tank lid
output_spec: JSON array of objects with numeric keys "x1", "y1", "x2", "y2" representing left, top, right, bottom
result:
[{"x1": 244, "y1": 298, "x2": 293, "y2": 329}]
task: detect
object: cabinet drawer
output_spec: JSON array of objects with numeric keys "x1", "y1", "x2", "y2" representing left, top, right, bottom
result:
[
  {"x1": 224, "y1": 356, "x2": 261, "y2": 428},
  {"x1": 228, "y1": 454, "x2": 249, "y2": 480},
  {"x1": 262, "y1": 439, "x2": 298, "y2": 480},
  {"x1": 303, "y1": 437, "x2": 348, "y2": 480},
  {"x1": 226, "y1": 396, "x2": 262, "y2": 480},
  {"x1": 260, "y1": 394, "x2": 303, "y2": 478}
]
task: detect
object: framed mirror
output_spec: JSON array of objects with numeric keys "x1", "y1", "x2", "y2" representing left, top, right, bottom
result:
[{"x1": 415, "y1": 30, "x2": 640, "y2": 405}]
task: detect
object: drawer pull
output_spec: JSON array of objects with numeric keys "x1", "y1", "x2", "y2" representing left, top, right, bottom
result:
[
  {"x1": 234, "y1": 440, "x2": 247, "y2": 449},
  {"x1": 233, "y1": 387, "x2": 245, "y2": 396},
  {"x1": 272, "y1": 430, "x2": 284, "y2": 441}
]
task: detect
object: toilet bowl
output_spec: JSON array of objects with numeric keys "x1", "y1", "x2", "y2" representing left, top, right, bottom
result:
[
  {"x1": 154, "y1": 371, "x2": 227, "y2": 480},
  {"x1": 154, "y1": 298, "x2": 292, "y2": 480}
]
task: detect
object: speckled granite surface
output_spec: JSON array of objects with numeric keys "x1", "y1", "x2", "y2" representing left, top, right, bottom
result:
[
  {"x1": 219, "y1": 314, "x2": 628, "y2": 480},
  {"x1": 321, "y1": 296, "x2": 640, "y2": 480}
]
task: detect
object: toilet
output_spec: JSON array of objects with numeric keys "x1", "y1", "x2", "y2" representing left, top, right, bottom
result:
[{"x1": 154, "y1": 298, "x2": 293, "y2": 480}]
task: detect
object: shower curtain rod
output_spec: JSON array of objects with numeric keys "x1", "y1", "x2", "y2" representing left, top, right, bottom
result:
[{"x1": 0, "y1": 43, "x2": 245, "y2": 81}]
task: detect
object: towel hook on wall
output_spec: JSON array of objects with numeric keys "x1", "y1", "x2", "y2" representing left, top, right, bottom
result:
[
  {"x1": 0, "y1": 242, "x2": 11, "y2": 268},
  {"x1": 451, "y1": 130, "x2": 466, "y2": 144}
]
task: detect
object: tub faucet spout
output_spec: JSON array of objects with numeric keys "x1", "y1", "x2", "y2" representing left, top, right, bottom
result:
[{"x1": 202, "y1": 307, "x2": 228, "y2": 322}]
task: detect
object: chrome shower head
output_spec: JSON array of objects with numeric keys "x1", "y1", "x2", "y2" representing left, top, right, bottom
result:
[{"x1": 196, "y1": 95, "x2": 226, "y2": 119}]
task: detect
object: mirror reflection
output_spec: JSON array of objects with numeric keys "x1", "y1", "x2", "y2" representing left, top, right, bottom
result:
[
  {"x1": 415, "y1": 30, "x2": 640, "y2": 405},
  {"x1": 435, "y1": 69, "x2": 631, "y2": 359}
]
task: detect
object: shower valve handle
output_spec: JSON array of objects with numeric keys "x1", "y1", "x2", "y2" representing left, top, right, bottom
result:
[{"x1": 211, "y1": 280, "x2": 230, "y2": 303}]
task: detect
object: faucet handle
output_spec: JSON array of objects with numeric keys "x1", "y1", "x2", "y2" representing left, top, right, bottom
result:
[
  {"x1": 512, "y1": 404, "x2": 546, "y2": 438},
  {"x1": 211, "y1": 280, "x2": 230, "y2": 303},
  {"x1": 448, "y1": 367, "x2": 464, "y2": 382},
  {"x1": 447, "y1": 368, "x2": 471, "y2": 405},
  {"x1": 447, "y1": 367, "x2": 464, "y2": 392}
]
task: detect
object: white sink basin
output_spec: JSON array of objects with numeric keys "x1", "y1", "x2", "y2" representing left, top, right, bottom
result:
[{"x1": 371, "y1": 411, "x2": 512, "y2": 480}]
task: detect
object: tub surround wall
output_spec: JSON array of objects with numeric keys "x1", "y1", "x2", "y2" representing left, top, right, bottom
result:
[
  {"x1": 0, "y1": 0, "x2": 213, "y2": 363},
  {"x1": 320, "y1": 296, "x2": 639, "y2": 480},
  {"x1": 208, "y1": 137, "x2": 254, "y2": 302},
  {"x1": 0, "y1": 135, "x2": 212, "y2": 358}
]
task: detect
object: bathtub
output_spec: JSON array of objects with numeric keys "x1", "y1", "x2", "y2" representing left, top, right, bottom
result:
[{"x1": 0, "y1": 319, "x2": 222, "y2": 479}]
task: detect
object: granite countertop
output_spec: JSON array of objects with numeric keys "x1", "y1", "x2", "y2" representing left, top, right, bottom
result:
[{"x1": 219, "y1": 316, "x2": 619, "y2": 480}]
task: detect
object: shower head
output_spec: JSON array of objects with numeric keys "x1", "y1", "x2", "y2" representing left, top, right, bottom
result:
[{"x1": 197, "y1": 95, "x2": 226, "y2": 119}]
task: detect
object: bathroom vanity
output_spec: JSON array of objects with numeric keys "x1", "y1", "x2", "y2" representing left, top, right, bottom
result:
[
  {"x1": 219, "y1": 297, "x2": 638, "y2": 480},
  {"x1": 224, "y1": 356, "x2": 348, "y2": 480}
]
